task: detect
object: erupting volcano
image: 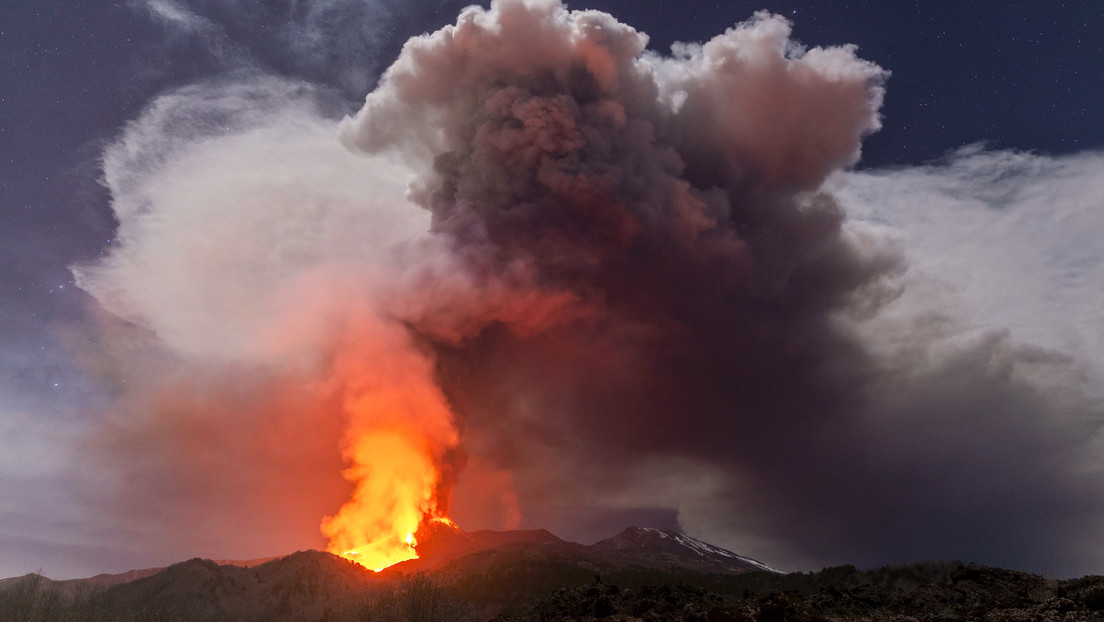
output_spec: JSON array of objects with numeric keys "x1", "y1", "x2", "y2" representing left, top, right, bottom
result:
[
  {"x1": 312, "y1": 323, "x2": 466, "y2": 572},
  {"x1": 320, "y1": 429, "x2": 446, "y2": 572},
  {"x1": 320, "y1": 425, "x2": 461, "y2": 571},
  {"x1": 295, "y1": 0, "x2": 888, "y2": 574},
  {"x1": 72, "y1": 0, "x2": 892, "y2": 572},
  {"x1": 71, "y1": 0, "x2": 1104, "y2": 581}
]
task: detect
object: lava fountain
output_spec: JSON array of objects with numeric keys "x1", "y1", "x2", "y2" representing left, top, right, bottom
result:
[
  {"x1": 319, "y1": 316, "x2": 463, "y2": 572},
  {"x1": 321, "y1": 430, "x2": 441, "y2": 570}
]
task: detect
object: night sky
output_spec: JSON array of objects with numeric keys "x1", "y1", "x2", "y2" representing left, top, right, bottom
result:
[{"x1": 1, "y1": 0, "x2": 1102, "y2": 580}]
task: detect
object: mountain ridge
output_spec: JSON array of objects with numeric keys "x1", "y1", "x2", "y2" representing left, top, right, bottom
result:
[
  {"x1": 591, "y1": 526, "x2": 780, "y2": 574},
  {"x1": 4, "y1": 542, "x2": 1104, "y2": 621},
  {"x1": 0, "y1": 524, "x2": 773, "y2": 589},
  {"x1": 0, "y1": 526, "x2": 779, "y2": 619}
]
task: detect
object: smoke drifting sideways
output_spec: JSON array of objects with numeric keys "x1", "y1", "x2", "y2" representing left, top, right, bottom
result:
[{"x1": 73, "y1": 0, "x2": 1104, "y2": 575}]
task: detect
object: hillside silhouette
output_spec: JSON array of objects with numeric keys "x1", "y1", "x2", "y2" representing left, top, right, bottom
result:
[{"x1": 3, "y1": 527, "x2": 1104, "y2": 621}]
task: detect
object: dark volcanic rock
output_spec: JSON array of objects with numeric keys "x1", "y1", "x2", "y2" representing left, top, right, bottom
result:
[{"x1": 393, "y1": 519, "x2": 568, "y2": 574}]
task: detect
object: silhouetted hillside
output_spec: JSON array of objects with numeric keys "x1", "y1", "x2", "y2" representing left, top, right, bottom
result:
[
  {"x1": 379, "y1": 524, "x2": 777, "y2": 616},
  {"x1": 4, "y1": 529, "x2": 1104, "y2": 621}
]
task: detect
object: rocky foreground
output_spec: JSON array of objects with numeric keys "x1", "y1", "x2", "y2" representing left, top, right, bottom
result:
[
  {"x1": 511, "y1": 564, "x2": 1104, "y2": 622},
  {"x1": 2, "y1": 528, "x2": 1102, "y2": 621}
]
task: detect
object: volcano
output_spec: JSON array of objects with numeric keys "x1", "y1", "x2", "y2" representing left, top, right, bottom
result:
[
  {"x1": 0, "y1": 526, "x2": 780, "y2": 620},
  {"x1": 591, "y1": 527, "x2": 780, "y2": 574},
  {"x1": 382, "y1": 523, "x2": 778, "y2": 578}
]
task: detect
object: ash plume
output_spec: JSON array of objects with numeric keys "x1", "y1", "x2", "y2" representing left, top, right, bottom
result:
[{"x1": 74, "y1": 0, "x2": 1104, "y2": 575}]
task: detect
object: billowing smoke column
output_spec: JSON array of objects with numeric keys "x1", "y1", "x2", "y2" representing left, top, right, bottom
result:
[
  {"x1": 332, "y1": 0, "x2": 895, "y2": 561},
  {"x1": 76, "y1": 0, "x2": 1104, "y2": 575}
]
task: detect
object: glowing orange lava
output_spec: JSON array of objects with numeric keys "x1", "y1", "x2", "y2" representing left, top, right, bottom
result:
[
  {"x1": 321, "y1": 429, "x2": 450, "y2": 571},
  {"x1": 318, "y1": 317, "x2": 463, "y2": 572}
]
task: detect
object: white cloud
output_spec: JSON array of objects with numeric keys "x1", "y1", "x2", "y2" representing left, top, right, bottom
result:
[
  {"x1": 835, "y1": 146, "x2": 1104, "y2": 388},
  {"x1": 137, "y1": 0, "x2": 219, "y2": 35},
  {"x1": 76, "y1": 77, "x2": 426, "y2": 361}
]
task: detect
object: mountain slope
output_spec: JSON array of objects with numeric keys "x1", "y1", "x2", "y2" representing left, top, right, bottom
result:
[
  {"x1": 385, "y1": 525, "x2": 777, "y2": 617},
  {"x1": 0, "y1": 526, "x2": 777, "y2": 620},
  {"x1": 591, "y1": 527, "x2": 779, "y2": 573},
  {"x1": 86, "y1": 552, "x2": 375, "y2": 622},
  {"x1": 7, "y1": 541, "x2": 1104, "y2": 621}
]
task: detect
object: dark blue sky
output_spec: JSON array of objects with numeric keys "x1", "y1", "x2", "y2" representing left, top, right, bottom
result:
[
  {"x1": 1, "y1": 0, "x2": 1102, "y2": 579},
  {"x1": 601, "y1": 1, "x2": 1103, "y2": 163}
]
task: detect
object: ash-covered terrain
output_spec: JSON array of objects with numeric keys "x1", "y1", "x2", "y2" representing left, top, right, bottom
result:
[{"x1": 2, "y1": 526, "x2": 1103, "y2": 621}]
